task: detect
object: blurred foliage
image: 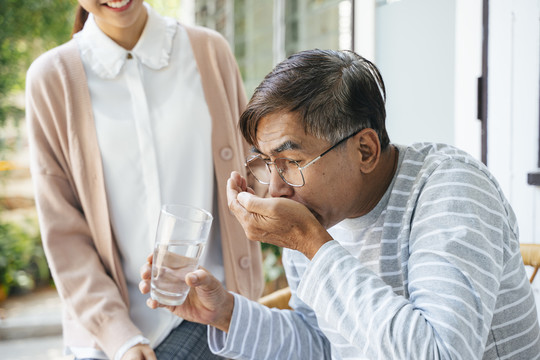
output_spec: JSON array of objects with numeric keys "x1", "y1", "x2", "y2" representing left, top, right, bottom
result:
[
  {"x1": 0, "y1": 0, "x2": 75, "y2": 128},
  {"x1": 261, "y1": 242, "x2": 284, "y2": 284},
  {"x1": 146, "y1": 0, "x2": 182, "y2": 19},
  {"x1": 0, "y1": 0, "x2": 74, "y2": 298},
  {"x1": 0, "y1": 217, "x2": 49, "y2": 297}
]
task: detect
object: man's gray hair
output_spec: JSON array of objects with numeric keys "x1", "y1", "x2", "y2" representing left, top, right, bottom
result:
[{"x1": 239, "y1": 49, "x2": 390, "y2": 149}]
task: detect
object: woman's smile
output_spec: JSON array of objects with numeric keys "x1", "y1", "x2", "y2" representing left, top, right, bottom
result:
[{"x1": 104, "y1": 0, "x2": 133, "y2": 11}]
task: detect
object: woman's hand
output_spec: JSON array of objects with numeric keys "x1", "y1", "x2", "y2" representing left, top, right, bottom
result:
[
  {"x1": 120, "y1": 344, "x2": 156, "y2": 360},
  {"x1": 139, "y1": 256, "x2": 234, "y2": 333}
]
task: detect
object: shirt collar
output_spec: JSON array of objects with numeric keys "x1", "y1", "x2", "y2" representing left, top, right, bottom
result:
[{"x1": 75, "y1": 2, "x2": 177, "y2": 79}]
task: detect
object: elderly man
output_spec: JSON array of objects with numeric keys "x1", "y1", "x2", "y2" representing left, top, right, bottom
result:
[{"x1": 140, "y1": 49, "x2": 540, "y2": 359}]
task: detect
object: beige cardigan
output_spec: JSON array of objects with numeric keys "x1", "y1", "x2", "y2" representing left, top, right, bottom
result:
[{"x1": 26, "y1": 24, "x2": 263, "y2": 358}]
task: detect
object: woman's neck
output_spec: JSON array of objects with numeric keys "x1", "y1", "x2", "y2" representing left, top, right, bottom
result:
[{"x1": 96, "y1": 8, "x2": 148, "y2": 50}]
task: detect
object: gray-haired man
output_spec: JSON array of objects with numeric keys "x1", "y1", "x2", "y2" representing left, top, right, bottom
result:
[{"x1": 141, "y1": 49, "x2": 540, "y2": 359}]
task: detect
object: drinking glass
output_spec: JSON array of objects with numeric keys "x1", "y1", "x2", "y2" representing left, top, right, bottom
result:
[{"x1": 150, "y1": 204, "x2": 213, "y2": 306}]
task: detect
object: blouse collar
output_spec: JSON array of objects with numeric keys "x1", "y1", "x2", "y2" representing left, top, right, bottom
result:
[{"x1": 75, "y1": 2, "x2": 177, "y2": 79}]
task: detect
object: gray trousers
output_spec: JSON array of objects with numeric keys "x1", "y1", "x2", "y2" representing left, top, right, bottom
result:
[
  {"x1": 154, "y1": 320, "x2": 224, "y2": 359},
  {"x1": 77, "y1": 320, "x2": 224, "y2": 360}
]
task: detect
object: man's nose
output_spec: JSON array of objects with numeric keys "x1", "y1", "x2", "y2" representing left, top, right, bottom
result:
[{"x1": 268, "y1": 167, "x2": 294, "y2": 198}]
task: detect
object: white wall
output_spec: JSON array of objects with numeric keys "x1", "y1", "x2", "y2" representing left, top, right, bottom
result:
[
  {"x1": 487, "y1": 0, "x2": 540, "y2": 244},
  {"x1": 454, "y1": 0, "x2": 482, "y2": 158},
  {"x1": 373, "y1": 0, "x2": 482, "y2": 159},
  {"x1": 375, "y1": 0, "x2": 456, "y2": 147}
]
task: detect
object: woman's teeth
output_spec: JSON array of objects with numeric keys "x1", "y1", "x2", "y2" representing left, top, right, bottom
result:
[{"x1": 107, "y1": 0, "x2": 131, "y2": 9}]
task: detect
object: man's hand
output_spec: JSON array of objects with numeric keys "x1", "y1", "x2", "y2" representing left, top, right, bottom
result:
[
  {"x1": 227, "y1": 171, "x2": 332, "y2": 259},
  {"x1": 121, "y1": 344, "x2": 156, "y2": 360},
  {"x1": 139, "y1": 255, "x2": 234, "y2": 333}
]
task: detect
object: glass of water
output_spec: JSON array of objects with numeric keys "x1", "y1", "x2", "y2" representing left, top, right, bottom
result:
[{"x1": 150, "y1": 204, "x2": 213, "y2": 306}]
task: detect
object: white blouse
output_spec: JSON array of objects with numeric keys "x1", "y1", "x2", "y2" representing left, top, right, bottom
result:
[{"x1": 74, "y1": 3, "x2": 224, "y2": 359}]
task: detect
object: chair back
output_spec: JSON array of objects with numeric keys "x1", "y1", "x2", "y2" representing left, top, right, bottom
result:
[
  {"x1": 521, "y1": 244, "x2": 540, "y2": 283},
  {"x1": 258, "y1": 287, "x2": 292, "y2": 310}
]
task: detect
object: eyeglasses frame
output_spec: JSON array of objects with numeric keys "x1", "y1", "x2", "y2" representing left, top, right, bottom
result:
[{"x1": 245, "y1": 128, "x2": 362, "y2": 187}]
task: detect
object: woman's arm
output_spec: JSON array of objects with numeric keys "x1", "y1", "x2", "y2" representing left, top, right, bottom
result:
[{"x1": 25, "y1": 47, "x2": 141, "y2": 358}]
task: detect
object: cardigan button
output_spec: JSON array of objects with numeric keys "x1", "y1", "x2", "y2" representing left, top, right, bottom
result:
[
  {"x1": 220, "y1": 147, "x2": 233, "y2": 161},
  {"x1": 239, "y1": 256, "x2": 250, "y2": 269}
]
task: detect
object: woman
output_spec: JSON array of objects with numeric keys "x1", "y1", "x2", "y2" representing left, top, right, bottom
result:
[{"x1": 25, "y1": 1, "x2": 263, "y2": 359}]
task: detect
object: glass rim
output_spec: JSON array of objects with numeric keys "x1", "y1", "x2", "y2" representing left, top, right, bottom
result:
[{"x1": 161, "y1": 204, "x2": 213, "y2": 223}]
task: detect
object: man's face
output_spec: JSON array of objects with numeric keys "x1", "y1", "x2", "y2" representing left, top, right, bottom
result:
[{"x1": 253, "y1": 112, "x2": 365, "y2": 229}]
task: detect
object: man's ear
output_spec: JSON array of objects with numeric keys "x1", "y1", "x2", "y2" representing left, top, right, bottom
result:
[{"x1": 354, "y1": 128, "x2": 381, "y2": 174}]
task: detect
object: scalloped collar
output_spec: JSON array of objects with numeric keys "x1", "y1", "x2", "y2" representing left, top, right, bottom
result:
[{"x1": 74, "y1": 3, "x2": 177, "y2": 79}]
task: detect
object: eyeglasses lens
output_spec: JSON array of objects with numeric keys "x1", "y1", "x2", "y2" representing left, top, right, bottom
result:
[
  {"x1": 247, "y1": 157, "x2": 304, "y2": 186},
  {"x1": 247, "y1": 157, "x2": 271, "y2": 184}
]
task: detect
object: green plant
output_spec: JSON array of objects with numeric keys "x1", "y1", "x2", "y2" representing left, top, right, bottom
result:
[
  {"x1": 0, "y1": 217, "x2": 50, "y2": 296},
  {"x1": 261, "y1": 242, "x2": 284, "y2": 284},
  {"x1": 0, "y1": 0, "x2": 73, "y2": 299},
  {"x1": 0, "y1": 0, "x2": 75, "y2": 128}
]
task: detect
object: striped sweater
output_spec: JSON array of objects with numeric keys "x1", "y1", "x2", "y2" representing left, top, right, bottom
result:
[{"x1": 209, "y1": 143, "x2": 540, "y2": 359}]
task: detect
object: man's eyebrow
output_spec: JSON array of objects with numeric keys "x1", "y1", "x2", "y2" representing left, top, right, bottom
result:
[
  {"x1": 273, "y1": 140, "x2": 301, "y2": 155},
  {"x1": 251, "y1": 140, "x2": 302, "y2": 156},
  {"x1": 251, "y1": 140, "x2": 302, "y2": 157}
]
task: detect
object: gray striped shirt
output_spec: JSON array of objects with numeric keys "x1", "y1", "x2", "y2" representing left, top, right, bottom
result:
[{"x1": 209, "y1": 143, "x2": 540, "y2": 359}]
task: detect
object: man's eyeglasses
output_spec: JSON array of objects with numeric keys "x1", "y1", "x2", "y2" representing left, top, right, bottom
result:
[{"x1": 245, "y1": 129, "x2": 362, "y2": 187}]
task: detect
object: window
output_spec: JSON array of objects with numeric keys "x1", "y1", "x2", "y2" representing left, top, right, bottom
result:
[{"x1": 194, "y1": 0, "x2": 353, "y2": 97}]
